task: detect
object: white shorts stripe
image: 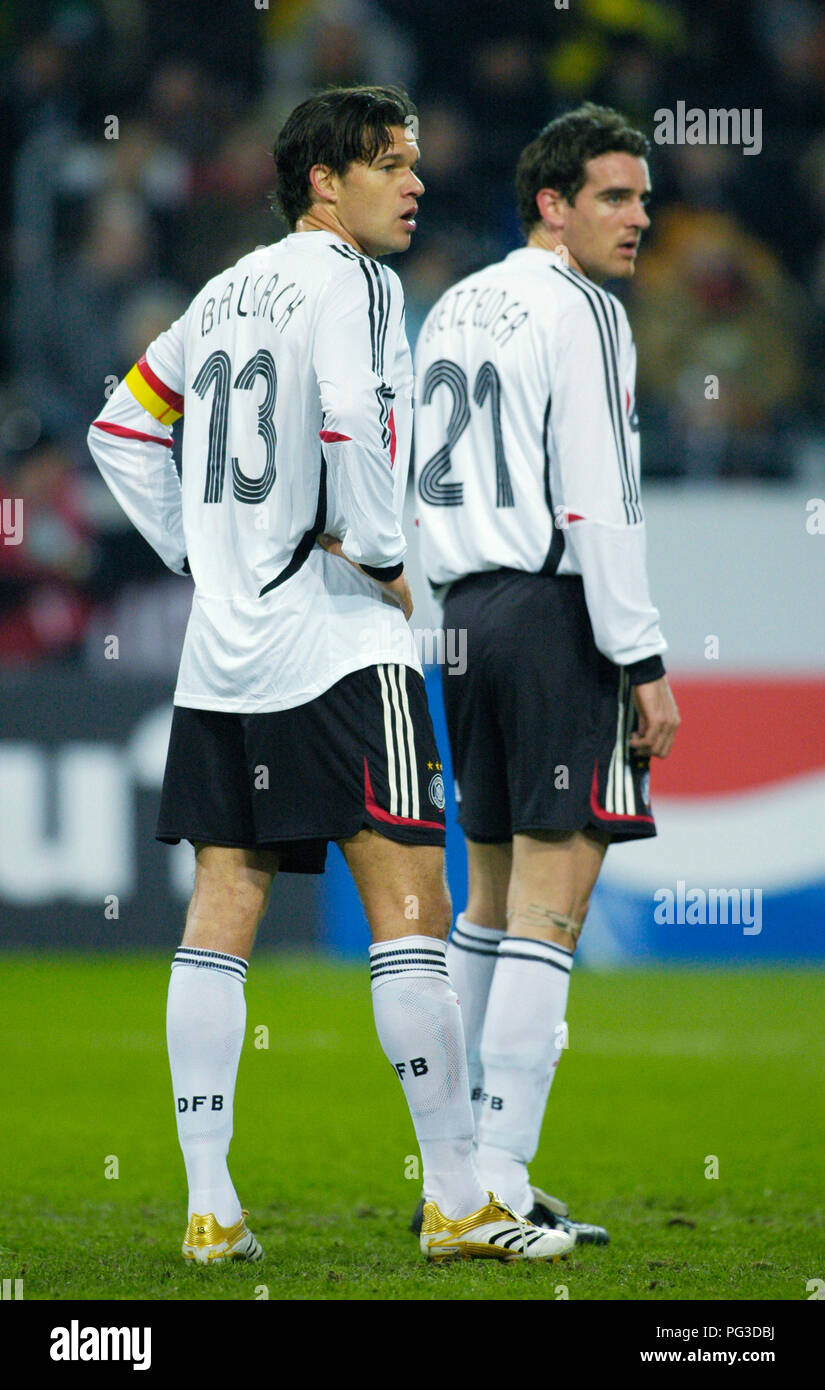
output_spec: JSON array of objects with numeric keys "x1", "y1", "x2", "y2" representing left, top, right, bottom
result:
[
  {"x1": 377, "y1": 665, "x2": 399, "y2": 814},
  {"x1": 622, "y1": 672, "x2": 636, "y2": 815},
  {"x1": 616, "y1": 671, "x2": 627, "y2": 815},
  {"x1": 608, "y1": 669, "x2": 632, "y2": 815},
  {"x1": 607, "y1": 681, "x2": 622, "y2": 814},
  {"x1": 398, "y1": 664, "x2": 420, "y2": 820},
  {"x1": 386, "y1": 666, "x2": 409, "y2": 817}
]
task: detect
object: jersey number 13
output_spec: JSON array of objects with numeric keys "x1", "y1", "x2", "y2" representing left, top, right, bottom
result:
[{"x1": 193, "y1": 348, "x2": 277, "y2": 505}]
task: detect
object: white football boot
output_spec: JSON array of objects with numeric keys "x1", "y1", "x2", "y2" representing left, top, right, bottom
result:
[
  {"x1": 182, "y1": 1209, "x2": 263, "y2": 1264},
  {"x1": 420, "y1": 1192, "x2": 575, "y2": 1262}
]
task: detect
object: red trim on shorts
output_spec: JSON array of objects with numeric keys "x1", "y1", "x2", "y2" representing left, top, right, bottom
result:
[
  {"x1": 363, "y1": 756, "x2": 444, "y2": 831},
  {"x1": 319, "y1": 429, "x2": 352, "y2": 443},
  {"x1": 91, "y1": 420, "x2": 173, "y2": 447},
  {"x1": 589, "y1": 761, "x2": 655, "y2": 825}
]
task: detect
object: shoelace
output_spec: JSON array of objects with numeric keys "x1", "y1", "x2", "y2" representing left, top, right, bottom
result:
[{"x1": 494, "y1": 1197, "x2": 530, "y2": 1256}]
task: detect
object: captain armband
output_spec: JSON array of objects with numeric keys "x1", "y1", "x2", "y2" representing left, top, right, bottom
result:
[{"x1": 124, "y1": 354, "x2": 184, "y2": 425}]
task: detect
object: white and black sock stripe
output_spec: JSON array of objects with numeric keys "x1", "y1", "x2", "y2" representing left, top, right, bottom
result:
[
  {"x1": 449, "y1": 917, "x2": 504, "y2": 958},
  {"x1": 369, "y1": 936, "x2": 449, "y2": 985},
  {"x1": 171, "y1": 946, "x2": 248, "y2": 985},
  {"x1": 497, "y1": 935, "x2": 573, "y2": 977}
]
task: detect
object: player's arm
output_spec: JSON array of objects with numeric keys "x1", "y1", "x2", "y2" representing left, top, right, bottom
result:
[
  {"x1": 86, "y1": 318, "x2": 190, "y2": 577},
  {"x1": 312, "y1": 259, "x2": 407, "y2": 585},
  {"x1": 549, "y1": 297, "x2": 679, "y2": 755}
]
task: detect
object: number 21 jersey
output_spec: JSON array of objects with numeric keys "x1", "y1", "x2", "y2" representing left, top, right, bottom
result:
[{"x1": 413, "y1": 247, "x2": 666, "y2": 668}]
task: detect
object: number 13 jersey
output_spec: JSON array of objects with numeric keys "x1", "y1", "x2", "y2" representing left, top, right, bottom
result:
[{"x1": 88, "y1": 231, "x2": 419, "y2": 712}]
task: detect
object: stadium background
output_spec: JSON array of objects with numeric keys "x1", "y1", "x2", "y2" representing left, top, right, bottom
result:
[{"x1": 0, "y1": 0, "x2": 823, "y2": 962}]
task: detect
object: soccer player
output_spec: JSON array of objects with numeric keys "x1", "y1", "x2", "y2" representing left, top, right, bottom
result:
[
  {"x1": 87, "y1": 86, "x2": 575, "y2": 1264},
  {"x1": 412, "y1": 103, "x2": 681, "y2": 1243}
]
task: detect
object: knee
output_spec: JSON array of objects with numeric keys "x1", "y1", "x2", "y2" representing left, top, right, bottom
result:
[
  {"x1": 189, "y1": 870, "x2": 270, "y2": 934},
  {"x1": 416, "y1": 885, "x2": 453, "y2": 941}
]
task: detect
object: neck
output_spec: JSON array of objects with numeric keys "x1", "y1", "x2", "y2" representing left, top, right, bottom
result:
[
  {"x1": 527, "y1": 225, "x2": 588, "y2": 278},
  {"x1": 295, "y1": 207, "x2": 366, "y2": 255}
]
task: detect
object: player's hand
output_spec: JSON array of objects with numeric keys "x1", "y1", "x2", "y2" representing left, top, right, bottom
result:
[
  {"x1": 629, "y1": 674, "x2": 680, "y2": 759},
  {"x1": 316, "y1": 534, "x2": 414, "y2": 621}
]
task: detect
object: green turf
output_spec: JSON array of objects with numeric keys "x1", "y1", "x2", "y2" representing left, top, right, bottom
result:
[{"x1": 0, "y1": 955, "x2": 822, "y2": 1301}]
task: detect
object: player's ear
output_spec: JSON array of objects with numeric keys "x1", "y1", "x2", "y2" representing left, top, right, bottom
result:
[
  {"x1": 308, "y1": 163, "x2": 338, "y2": 205},
  {"x1": 535, "y1": 187, "x2": 566, "y2": 230}
]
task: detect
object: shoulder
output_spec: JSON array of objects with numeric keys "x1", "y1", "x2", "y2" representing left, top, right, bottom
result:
[
  {"x1": 551, "y1": 265, "x2": 631, "y2": 344},
  {"x1": 319, "y1": 244, "x2": 402, "y2": 314},
  {"x1": 416, "y1": 262, "x2": 504, "y2": 345}
]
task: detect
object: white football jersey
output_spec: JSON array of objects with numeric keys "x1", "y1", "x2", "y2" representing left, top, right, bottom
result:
[
  {"x1": 88, "y1": 231, "x2": 420, "y2": 712},
  {"x1": 414, "y1": 247, "x2": 666, "y2": 667}
]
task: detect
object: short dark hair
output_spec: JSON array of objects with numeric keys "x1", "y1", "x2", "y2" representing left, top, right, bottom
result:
[
  {"x1": 272, "y1": 85, "x2": 418, "y2": 229},
  {"x1": 515, "y1": 102, "x2": 650, "y2": 238}
]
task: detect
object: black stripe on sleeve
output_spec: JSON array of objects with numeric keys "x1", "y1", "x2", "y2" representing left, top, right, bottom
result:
[
  {"x1": 550, "y1": 265, "x2": 636, "y2": 525},
  {"x1": 330, "y1": 242, "x2": 379, "y2": 373},
  {"x1": 540, "y1": 390, "x2": 565, "y2": 575},
  {"x1": 624, "y1": 653, "x2": 665, "y2": 685},
  {"x1": 597, "y1": 290, "x2": 640, "y2": 523},
  {"x1": 360, "y1": 560, "x2": 404, "y2": 581},
  {"x1": 328, "y1": 243, "x2": 391, "y2": 447},
  {"x1": 377, "y1": 264, "x2": 392, "y2": 374},
  {"x1": 361, "y1": 261, "x2": 378, "y2": 372},
  {"x1": 607, "y1": 295, "x2": 641, "y2": 520}
]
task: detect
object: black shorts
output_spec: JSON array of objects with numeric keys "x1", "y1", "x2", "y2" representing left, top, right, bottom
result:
[
  {"x1": 441, "y1": 570, "x2": 656, "y2": 844},
  {"x1": 157, "y1": 663, "x2": 447, "y2": 873}
]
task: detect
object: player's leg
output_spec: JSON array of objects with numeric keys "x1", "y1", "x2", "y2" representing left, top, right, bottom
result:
[
  {"x1": 157, "y1": 707, "x2": 274, "y2": 1260},
  {"x1": 340, "y1": 827, "x2": 574, "y2": 1261},
  {"x1": 440, "y1": 572, "x2": 614, "y2": 1228},
  {"x1": 439, "y1": 576, "x2": 518, "y2": 1137},
  {"x1": 472, "y1": 609, "x2": 656, "y2": 1229},
  {"x1": 474, "y1": 827, "x2": 607, "y2": 1216},
  {"x1": 445, "y1": 838, "x2": 511, "y2": 1129},
  {"x1": 166, "y1": 844, "x2": 277, "y2": 1261},
  {"x1": 339, "y1": 828, "x2": 490, "y2": 1220}
]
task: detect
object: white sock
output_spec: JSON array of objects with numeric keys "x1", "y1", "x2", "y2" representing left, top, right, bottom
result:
[
  {"x1": 446, "y1": 915, "x2": 505, "y2": 1132},
  {"x1": 369, "y1": 935, "x2": 488, "y2": 1219},
  {"x1": 166, "y1": 946, "x2": 247, "y2": 1227},
  {"x1": 475, "y1": 936, "x2": 573, "y2": 1214}
]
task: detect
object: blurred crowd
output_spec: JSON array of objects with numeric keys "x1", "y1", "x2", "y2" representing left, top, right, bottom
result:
[{"x1": 1, "y1": 0, "x2": 824, "y2": 667}]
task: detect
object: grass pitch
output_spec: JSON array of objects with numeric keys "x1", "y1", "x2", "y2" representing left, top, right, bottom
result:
[{"x1": 0, "y1": 955, "x2": 822, "y2": 1301}]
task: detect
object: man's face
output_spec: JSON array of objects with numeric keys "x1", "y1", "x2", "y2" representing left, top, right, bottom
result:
[
  {"x1": 324, "y1": 124, "x2": 424, "y2": 257},
  {"x1": 557, "y1": 152, "x2": 651, "y2": 282}
]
